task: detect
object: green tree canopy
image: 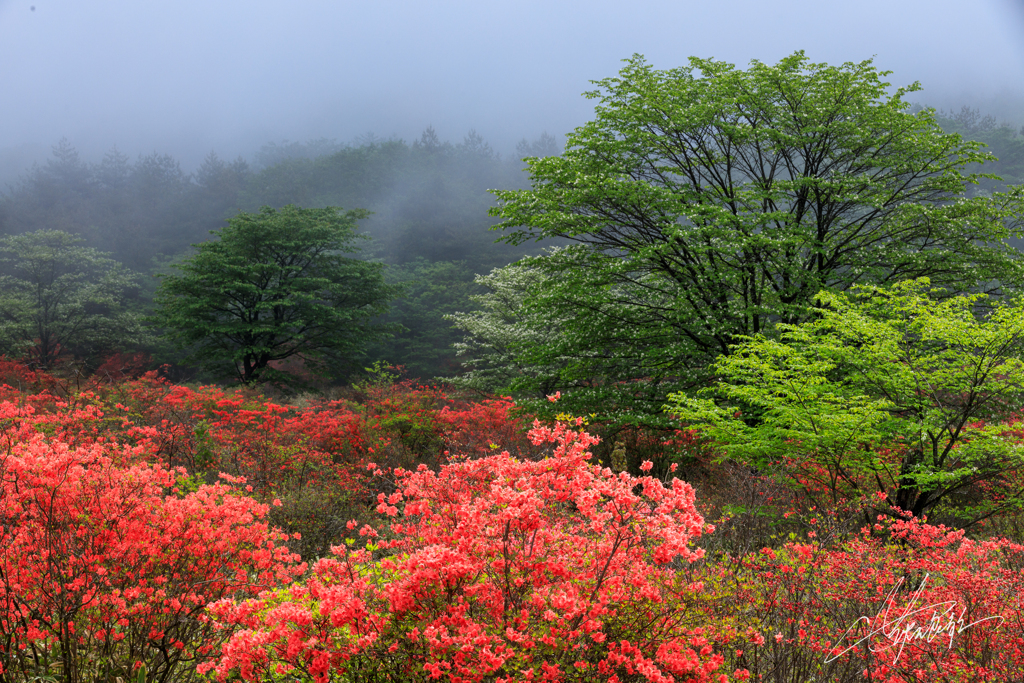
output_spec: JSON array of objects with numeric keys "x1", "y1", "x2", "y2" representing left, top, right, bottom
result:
[
  {"x1": 0, "y1": 230, "x2": 143, "y2": 369},
  {"x1": 153, "y1": 205, "x2": 398, "y2": 385},
  {"x1": 667, "y1": 280, "x2": 1024, "y2": 526},
  {"x1": 484, "y1": 51, "x2": 1024, "y2": 424}
]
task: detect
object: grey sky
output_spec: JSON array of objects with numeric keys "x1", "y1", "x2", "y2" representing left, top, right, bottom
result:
[{"x1": 2, "y1": 0, "x2": 1023, "y2": 172}]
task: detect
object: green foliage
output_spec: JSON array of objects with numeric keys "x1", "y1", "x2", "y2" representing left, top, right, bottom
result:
[
  {"x1": 152, "y1": 205, "x2": 399, "y2": 385},
  {"x1": 484, "y1": 51, "x2": 1024, "y2": 425},
  {"x1": 352, "y1": 360, "x2": 403, "y2": 391},
  {"x1": 667, "y1": 279, "x2": 1024, "y2": 524},
  {"x1": 0, "y1": 229, "x2": 144, "y2": 369},
  {"x1": 369, "y1": 259, "x2": 482, "y2": 379}
]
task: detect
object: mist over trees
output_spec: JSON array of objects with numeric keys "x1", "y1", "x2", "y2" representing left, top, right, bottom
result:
[
  {"x1": 0, "y1": 128, "x2": 561, "y2": 380},
  {"x1": 0, "y1": 139, "x2": 248, "y2": 272},
  {"x1": 2, "y1": 93, "x2": 1023, "y2": 391},
  {"x1": 932, "y1": 105, "x2": 1024, "y2": 190}
]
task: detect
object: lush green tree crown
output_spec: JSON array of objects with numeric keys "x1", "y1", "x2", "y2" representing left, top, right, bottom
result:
[
  {"x1": 474, "y1": 51, "x2": 1024, "y2": 424},
  {"x1": 668, "y1": 279, "x2": 1024, "y2": 525},
  {"x1": 0, "y1": 229, "x2": 143, "y2": 369},
  {"x1": 153, "y1": 205, "x2": 399, "y2": 385}
]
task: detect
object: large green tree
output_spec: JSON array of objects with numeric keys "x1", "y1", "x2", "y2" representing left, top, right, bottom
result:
[
  {"x1": 153, "y1": 205, "x2": 398, "y2": 384},
  {"x1": 482, "y1": 52, "x2": 1024, "y2": 424},
  {"x1": 0, "y1": 230, "x2": 143, "y2": 369},
  {"x1": 667, "y1": 280, "x2": 1024, "y2": 526}
]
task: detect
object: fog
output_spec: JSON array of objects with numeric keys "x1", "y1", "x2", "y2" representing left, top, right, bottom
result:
[
  {"x1": 1, "y1": 0, "x2": 1023, "y2": 380},
  {"x1": 2, "y1": 0, "x2": 1023, "y2": 178}
]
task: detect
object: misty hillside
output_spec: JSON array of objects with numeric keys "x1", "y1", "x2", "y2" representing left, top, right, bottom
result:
[
  {"x1": 1, "y1": 111, "x2": 1022, "y2": 381},
  {"x1": 932, "y1": 106, "x2": 1024, "y2": 189},
  {"x1": 0, "y1": 129, "x2": 564, "y2": 380}
]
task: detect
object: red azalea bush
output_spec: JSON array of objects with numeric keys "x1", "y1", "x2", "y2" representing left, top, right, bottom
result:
[
  {"x1": 199, "y1": 420, "x2": 1024, "y2": 683},
  {"x1": 201, "y1": 418, "x2": 732, "y2": 683},
  {"x1": 673, "y1": 511, "x2": 1024, "y2": 683},
  {"x1": 0, "y1": 357, "x2": 45, "y2": 396},
  {"x1": 113, "y1": 373, "x2": 536, "y2": 559},
  {"x1": 3, "y1": 358, "x2": 1024, "y2": 682},
  {"x1": 0, "y1": 364, "x2": 538, "y2": 560},
  {"x1": 97, "y1": 370, "x2": 533, "y2": 485},
  {"x1": 0, "y1": 432, "x2": 304, "y2": 683},
  {"x1": 350, "y1": 372, "x2": 536, "y2": 466}
]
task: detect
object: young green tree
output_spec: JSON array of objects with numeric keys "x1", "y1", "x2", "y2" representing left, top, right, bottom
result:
[
  {"x1": 0, "y1": 230, "x2": 143, "y2": 369},
  {"x1": 153, "y1": 205, "x2": 398, "y2": 385},
  {"x1": 666, "y1": 279, "x2": 1024, "y2": 526},
  {"x1": 486, "y1": 52, "x2": 1024, "y2": 424}
]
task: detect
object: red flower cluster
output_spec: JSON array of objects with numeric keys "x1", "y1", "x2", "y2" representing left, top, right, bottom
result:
[
  {"x1": 0, "y1": 428, "x2": 303, "y2": 682},
  {"x1": 202, "y1": 418, "x2": 725, "y2": 683},
  {"x1": 0, "y1": 361, "x2": 1022, "y2": 683}
]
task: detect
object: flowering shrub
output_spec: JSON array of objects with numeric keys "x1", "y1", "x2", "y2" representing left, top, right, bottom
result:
[
  {"x1": 675, "y1": 514, "x2": 1024, "y2": 682},
  {"x1": 0, "y1": 432, "x2": 303, "y2": 683},
  {"x1": 0, "y1": 364, "x2": 538, "y2": 560},
  {"x1": 0, "y1": 356, "x2": 45, "y2": 396},
  {"x1": 351, "y1": 371, "x2": 536, "y2": 465},
  {"x1": 2, "y1": 359, "x2": 1023, "y2": 683},
  {"x1": 202, "y1": 417, "x2": 730, "y2": 683}
]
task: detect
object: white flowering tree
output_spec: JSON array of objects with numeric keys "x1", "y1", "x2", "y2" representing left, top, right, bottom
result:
[
  {"x1": 484, "y1": 51, "x2": 1024, "y2": 425},
  {"x1": 446, "y1": 261, "x2": 563, "y2": 398}
]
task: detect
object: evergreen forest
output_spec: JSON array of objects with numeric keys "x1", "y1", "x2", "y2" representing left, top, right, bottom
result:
[{"x1": 0, "y1": 128, "x2": 563, "y2": 381}]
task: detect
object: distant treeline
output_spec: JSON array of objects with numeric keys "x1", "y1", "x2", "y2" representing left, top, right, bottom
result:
[
  {"x1": 0, "y1": 128, "x2": 561, "y2": 379},
  {"x1": 1, "y1": 108, "x2": 1020, "y2": 383},
  {"x1": 931, "y1": 105, "x2": 1024, "y2": 189}
]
